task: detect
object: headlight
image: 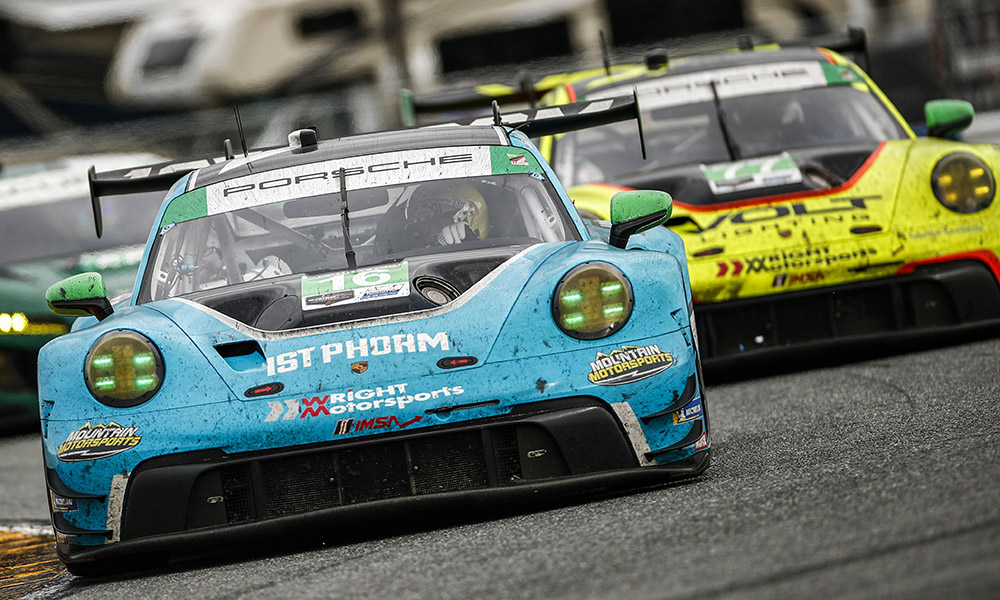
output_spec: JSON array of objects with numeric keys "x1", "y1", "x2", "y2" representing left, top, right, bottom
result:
[
  {"x1": 931, "y1": 153, "x2": 995, "y2": 213},
  {"x1": 552, "y1": 262, "x2": 633, "y2": 340},
  {"x1": 85, "y1": 330, "x2": 164, "y2": 407}
]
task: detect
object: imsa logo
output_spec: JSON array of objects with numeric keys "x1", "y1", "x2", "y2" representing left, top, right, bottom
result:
[
  {"x1": 587, "y1": 344, "x2": 674, "y2": 386},
  {"x1": 57, "y1": 422, "x2": 142, "y2": 462}
]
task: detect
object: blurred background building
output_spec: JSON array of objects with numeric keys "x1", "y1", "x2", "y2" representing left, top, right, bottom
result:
[{"x1": 0, "y1": 0, "x2": 995, "y2": 163}]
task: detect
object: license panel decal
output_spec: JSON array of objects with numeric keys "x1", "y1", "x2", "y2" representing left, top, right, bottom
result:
[
  {"x1": 701, "y1": 152, "x2": 802, "y2": 195},
  {"x1": 301, "y1": 262, "x2": 410, "y2": 311}
]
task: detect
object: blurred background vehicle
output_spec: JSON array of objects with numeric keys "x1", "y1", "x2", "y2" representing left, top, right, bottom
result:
[
  {"x1": 4, "y1": 0, "x2": 996, "y2": 162},
  {"x1": 0, "y1": 153, "x2": 164, "y2": 430}
]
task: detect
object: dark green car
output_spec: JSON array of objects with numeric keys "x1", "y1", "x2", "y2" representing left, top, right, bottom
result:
[{"x1": 0, "y1": 154, "x2": 165, "y2": 429}]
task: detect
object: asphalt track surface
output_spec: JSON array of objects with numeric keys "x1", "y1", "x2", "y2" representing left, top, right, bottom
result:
[{"x1": 2, "y1": 338, "x2": 998, "y2": 599}]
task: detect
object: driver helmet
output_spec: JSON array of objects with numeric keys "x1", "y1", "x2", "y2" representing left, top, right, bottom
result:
[{"x1": 405, "y1": 180, "x2": 489, "y2": 241}]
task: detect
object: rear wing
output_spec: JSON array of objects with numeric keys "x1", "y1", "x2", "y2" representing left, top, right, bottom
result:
[
  {"x1": 446, "y1": 93, "x2": 645, "y2": 141},
  {"x1": 87, "y1": 156, "x2": 216, "y2": 238},
  {"x1": 87, "y1": 146, "x2": 281, "y2": 238}
]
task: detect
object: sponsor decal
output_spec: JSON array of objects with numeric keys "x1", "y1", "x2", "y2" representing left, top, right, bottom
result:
[
  {"x1": 57, "y1": 422, "x2": 141, "y2": 462},
  {"x1": 508, "y1": 153, "x2": 529, "y2": 166},
  {"x1": 588, "y1": 345, "x2": 674, "y2": 386},
  {"x1": 701, "y1": 153, "x2": 802, "y2": 195},
  {"x1": 673, "y1": 397, "x2": 703, "y2": 424},
  {"x1": 301, "y1": 263, "x2": 410, "y2": 311},
  {"x1": 698, "y1": 196, "x2": 882, "y2": 239},
  {"x1": 694, "y1": 431, "x2": 709, "y2": 451},
  {"x1": 717, "y1": 247, "x2": 877, "y2": 278},
  {"x1": 265, "y1": 331, "x2": 450, "y2": 376},
  {"x1": 593, "y1": 61, "x2": 830, "y2": 109},
  {"x1": 264, "y1": 383, "x2": 465, "y2": 421},
  {"x1": 910, "y1": 223, "x2": 985, "y2": 239},
  {"x1": 772, "y1": 270, "x2": 825, "y2": 287},
  {"x1": 333, "y1": 414, "x2": 422, "y2": 436},
  {"x1": 50, "y1": 491, "x2": 78, "y2": 512},
  {"x1": 211, "y1": 149, "x2": 479, "y2": 209},
  {"x1": 351, "y1": 361, "x2": 368, "y2": 374}
]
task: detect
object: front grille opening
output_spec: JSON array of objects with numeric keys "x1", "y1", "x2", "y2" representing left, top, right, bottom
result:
[
  {"x1": 493, "y1": 427, "x2": 522, "y2": 484},
  {"x1": 695, "y1": 266, "x2": 997, "y2": 359},
  {"x1": 410, "y1": 431, "x2": 488, "y2": 494},
  {"x1": 261, "y1": 453, "x2": 340, "y2": 518},
  {"x1": 220, "y1": 465, "x2": 255, "y2": 524},
  {"x1": 202, "y1": 425, "x2": 553, "y2": 527},
  {"x1": 340, "y1": 442, "x2": 412, "y2": 505}
]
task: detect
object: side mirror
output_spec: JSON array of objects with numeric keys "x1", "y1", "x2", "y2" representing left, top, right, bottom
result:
[
  {"x1": 925, "y1": 99, "x2": 974, "y2": 138},
  {"x1": 46, "y1": 272, "x2": 114, "y2": 321},
  {"x1": 608, "y1": 190, "x2": 672, "y2": 249}
]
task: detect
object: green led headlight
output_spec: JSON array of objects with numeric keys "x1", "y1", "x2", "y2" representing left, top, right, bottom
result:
[
  {"x1": 85, "y1": 330, "x2": 164, "y2": 407},
  {"x1": 931, "y1": 152, "x2": 995, "y2": 213},
  {"x1": 552, "y1": 262, "x2": 633, "y2": 340}
]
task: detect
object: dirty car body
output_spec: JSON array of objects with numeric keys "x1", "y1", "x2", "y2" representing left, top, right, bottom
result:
[
  {"x1": 536, "y1": 45, "x2": 1000, "y2": 365},
  {"x1": 38, "y1": 112, "x2": 708, "y2": 574}
]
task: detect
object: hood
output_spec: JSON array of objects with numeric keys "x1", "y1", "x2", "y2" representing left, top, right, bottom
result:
[
  {"x1": 145, "y1": 244, "x2": 571, "y2": 400},
  {"x1": 145, "y1": 239, "x2": 690, "y2": 403}
]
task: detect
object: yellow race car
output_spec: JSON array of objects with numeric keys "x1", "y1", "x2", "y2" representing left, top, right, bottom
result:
[{"x1": 405, "y1": 33, "x2": 1000, "y2": 365}]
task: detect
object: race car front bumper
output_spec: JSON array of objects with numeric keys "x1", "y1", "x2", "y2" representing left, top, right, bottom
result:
[
  {"x1": 52, "y1": 397, "x2": 710, "y2": 567},
  {"x1": 697, "y1": 259, "x2": 1000, "y2": 367}
]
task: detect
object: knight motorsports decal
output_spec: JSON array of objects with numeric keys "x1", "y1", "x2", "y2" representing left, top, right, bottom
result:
[
  {"x1": 588, "y1": 344, "x2": 674, "y2": 386},
  {"x1": 57, "y1": 422, "x2": 142, "y2": 462}
]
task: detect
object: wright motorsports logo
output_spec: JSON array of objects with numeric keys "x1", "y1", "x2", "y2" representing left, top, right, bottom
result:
[
  {"x1": 588, "y1": 344, "x2": 674, "y2": 386},
  {"x1": 57, "y1": 422, "x2": 142, "y2": 462}
]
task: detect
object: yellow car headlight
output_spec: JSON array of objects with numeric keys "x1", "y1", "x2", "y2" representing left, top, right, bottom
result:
[
  {"x1": 931, "y1": 152, "x2": 995, "y2": 213},
  {"x1": 85, "y1": 330, "x2": 164, "y2": 407},
  {"x1": 552, "y1": 262, "x2": 633, "y2": 340}
]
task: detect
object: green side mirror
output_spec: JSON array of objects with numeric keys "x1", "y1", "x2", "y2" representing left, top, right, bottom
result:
[
  {"x1": 608, "y1": 190, "x2": 672, "y2": 249},
  {"x1": 46, "y1": 272, "x2": 114, "y2": 321},
  {"x1": 925, "y1": 99, "x2": 974, "y2": 138}
]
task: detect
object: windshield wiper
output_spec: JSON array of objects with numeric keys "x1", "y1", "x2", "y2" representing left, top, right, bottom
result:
[
  {"x1": 338, "y1": 168, "x2": 357, "y2": 270},
  {"x1": 709, "y1": 80, "x2": 741, "y2": 161}
]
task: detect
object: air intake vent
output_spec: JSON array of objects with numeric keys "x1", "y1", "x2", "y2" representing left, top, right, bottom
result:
[{"x1": 414, "y1": 276, "x2": 461, "y2": 306}]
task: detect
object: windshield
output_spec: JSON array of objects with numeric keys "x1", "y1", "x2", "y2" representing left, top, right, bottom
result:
[
  {"x1": 141, "y1": 171, "x2": 576, "y2": 302},
  {"x1": 552, "y1": 82, "x2": 907, "y2": 186},
  {"x1": 0, "y1": 192, "x2": 165, "y2": 267}
]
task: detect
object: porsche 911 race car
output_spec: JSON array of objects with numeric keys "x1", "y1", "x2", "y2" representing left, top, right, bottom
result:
[
  {"x1": 0, "y1": 154, "x2": 165, "y2": 429},
  {"x1": 38, "y1": 100, "x2": 709, "y2": 575},
  {"x1": 407, "y1": 31, "x2": 1000, "y2": 365}
]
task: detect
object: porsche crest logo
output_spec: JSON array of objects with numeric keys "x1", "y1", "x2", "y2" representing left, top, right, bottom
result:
[{"x1": 350, "y1": 361, "x2": 369, "y2": 374}]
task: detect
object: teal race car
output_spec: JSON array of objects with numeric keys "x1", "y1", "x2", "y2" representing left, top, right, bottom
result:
[{"x1": 38, "y1": 100, "x2": 709, "y2": 574}]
